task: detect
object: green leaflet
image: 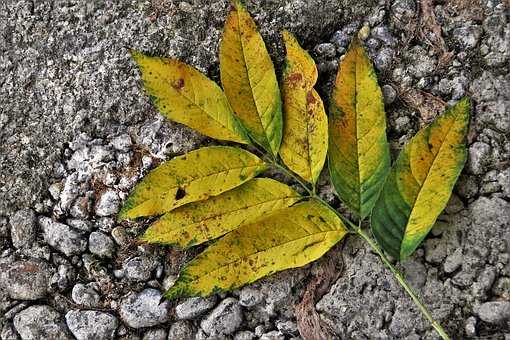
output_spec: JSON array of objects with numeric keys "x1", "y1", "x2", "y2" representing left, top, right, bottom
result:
[
  {"x1": 371, "y1": 98, "x2": 470, "y2": 260},
  {"x1": 328, "y1": 38, "x2": 391, "y2": 219}
]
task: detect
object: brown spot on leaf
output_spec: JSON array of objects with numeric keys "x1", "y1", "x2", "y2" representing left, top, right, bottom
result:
[
  {"x1": 173, "y1": 78, "x2": 185, "y2": 89},
  {"x1": 287, "y1": 73, "x2": 303, "y2": 86},
  {"x1": 306, "y1": 91, "x2": 316, "y2": 105}
]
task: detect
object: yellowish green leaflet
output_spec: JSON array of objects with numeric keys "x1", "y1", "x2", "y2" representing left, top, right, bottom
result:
[
  {"x1": 131, "y1": 51, "x2": 249, "y2": 144},
  {"x1": 219, "y1": 0, "x2": 282, "y2": 155},
  {"x1": 166, "y1": 200, "x2": 347, "y2": 299},
  {"x1": 328, "y1": 37, "x2": 390, "y2": 219},
  {"x1": 371, "y1": 98, "x2": 470, "y2": 260},
  {"x1": 279, "y1": 30, "x2": 328, "y2": 185},
  {"x1": 118, "y1": 146, "x2": 267, "y2": 220},
  {"x1": 142, "y1": 178, "x2": 301, "y2": 248}
]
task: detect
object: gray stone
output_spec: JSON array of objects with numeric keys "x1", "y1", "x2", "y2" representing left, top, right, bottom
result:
[
  {"x1": 464, "y1": 316, "x2": 477, "y2": 337},
  {"x1": 65, "y1": 310, "x2": 118, "y2": 340},
  {"x1": 175, "y1": 296, "x2": 217, "y2": 320},
  {"x1": 453, "y1": 25, "x2": 482, "y2": 49},
  {"x1": 89, "y1": 231, "x2": 115, "y2": 258},
  {"x1": 391, "y1": 0, "x2": 416, "y2": 27},
  {"x1": 276, "y1": 320, "x2": 299, "y2": 335},
  {"x1": 443, "y1": 248, "x2": 463, "y2": 274},
  {"x1": 142, "y1": 328, "x2": 167, "y2": 340},
  {"x1": 234, "y1": 331, "x2": 256, "y2": 340},
  {"x1": 95, "y1": 190, "x2": 120, "y2": 217},
  {"x1": 374, "y1": 47, "x2": 394, "y2": 71},
  {"x1": 330, "y1": 30, "x2": 351, "y2": 49},
  {"x1": 467, "y1": 142, "x2": 492, "y2": 175},
  {"x1": 492, "y1": 277, "x2": 510, "y2": 297},
  {"x1": 406, "y1": 46, "x2": 436, "y2": 78},
  {"x1": 119, "y1": 288, "x2": 169, "y2": 328},
  {"x1": 475, "y1": 301, "x2": 510, "y2": 324},
  {"x1": 239, "y1": 287, "x2": 264, "y2": 308},
  {"x1": 9, "y1": 209, "x2": 37, "y2": 248},
  {"x1": 371, "y1": 25, "x2": 396, "y2": 47},
  {"x1": 0, "y1": 323, "x2": 19, "y2": 340},
  {"x1": 314, "y1": 43, "x2": 336, "y2": 59},
  {"x1": 382, "y1": 84, "x2": 397, "y2": 105},
  {"x1": 167, "y1": 320, "x2": 195, "y2": 340},
  {"x1": 123, "y1": 256, "x2": 157, "y2": 282},
  {"x1": 71, "y1": 283, "x2": 101, "y2": 308},
  {"x1": 259, "y1": 331, "x2": 285, "y2": 340},
  {"x1": 424, "y1": 238, "x2": 447, "y2": 264},
  {"x1": 0, "y1": 260, "x2": 50, "y2": 300},
  {"x1": 13, "y1": 305, "x2": 71, "y2": 340},
  {"x1": 200, "y1": 298, "x2": 243, "y2": 336},
  {"x1": 111, "y1": 134, "x2": 132, "y2": 152},
  {"x1": 39, "y1": 217, "x2": 87, "y2": 256}
]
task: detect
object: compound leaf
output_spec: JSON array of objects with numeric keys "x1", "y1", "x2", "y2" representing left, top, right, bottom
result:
[
  {"x1": 279, "y1": 30, "x2": 328, "y2": 185},
  {"x1": 118, "y1": 146, "x2": 267, "y2": 220},
  {"x1": 219, "y1": 0, "x2": 282, "y2": 156},
  {"x1": 131, "y1": 51, "x2": 249, "y2": 144},
  {"x1": 371, "y1": 98, "x2": 470, "y2": 260},
  {"x1": 328, "y1": 37, "x2": 391, "y2": 220},
  {"x1": 166, "y1": 200, "x2": 347, "y2": 299},
  {"x1": 142, "y1": 178, "x2": 301, "y2": 248}
]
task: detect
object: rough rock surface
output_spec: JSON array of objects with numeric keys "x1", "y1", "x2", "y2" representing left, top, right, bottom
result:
[
  {"x1": 65, "y1": 310, "x2": 118, "y2": 340},
  {"x1": 0, "y1": 0, "x2": 509, "y2": 339}
]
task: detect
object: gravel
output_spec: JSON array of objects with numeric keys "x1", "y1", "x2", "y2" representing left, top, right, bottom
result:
[
  {"x1": 65, "y1": 310, "x2": 118, "y2": 340},
  {"x1": 88, "y1": 231, "x2": 115, "y2": 258},
  {"x1": 95, "y1": 190, "x2": 120, "y2": 217},
  {"x1": 167, "y1": 320, "x2": 195, "y2": 340},
  {"x1": 200, "y1": 298, "x2": 243, "y2": 336},
  {"x1": 0, "y1": 260, "x2": 51, "y2": 300},
  {"x1": 71, "y1": 283, "x2": 101, "y2": 308},
  {"x1": 475, "y1": 301, "x2": 510, "y2": 324},
  {"x1": 119, "y1": 288, "x2": 169, "y2": 328},
  {"x1": 13, "y1": 305, "x2": 72, "y2": 340},
  {"x1": 39, "y1": 217, "x2": 87, "y2": 257},
  {"x1": 9, "y1": 209, "x2": 37, "y2": 249},
  {"x1": 175, "y1": 296, "x2": 218, "y2": 320}
]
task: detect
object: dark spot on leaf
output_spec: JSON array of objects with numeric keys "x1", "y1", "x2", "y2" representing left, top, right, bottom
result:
[
  {"x1": 287, "y1": 73, "x2": 303, "y2": 86},
  {"x1": 175, "y1": 187, "x2": 186, "y2": 200},
  {"x1": 173, "y1": 78, "x2": 185, "y2": 89},
  {"x1": 306, "y1": 91, "x2": 316, "y2": 105}
]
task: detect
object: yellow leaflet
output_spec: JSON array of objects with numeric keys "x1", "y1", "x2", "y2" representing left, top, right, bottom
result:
[
  {"x1": 219, "y1": 0, "x2": 282, "y2": 155},
  {"x1": 279, "y1": 31, "x2": 328, "y2": 185},
  {"x1": 166, "y1": 200, "x2": 347, "y2": 299},
  {"x1": 143, "y1": 178, "x2": 301, "y2": 248},
  {"x1": 117, "y1": 146, "x2": 267, "y2": 220},
  {"x1": 371, "y1": 98, "x2": 470, "y2": 260},
  {"x1": 131, "y1": 51, "x2": 249, "y2": 144},
  {"x1": 328, "y1": 37, "x2": 390, "y2": 219}
]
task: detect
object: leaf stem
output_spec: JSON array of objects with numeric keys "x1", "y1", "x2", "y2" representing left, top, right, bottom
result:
[
  {"x1": 355, "y1": 227, "x2": 451, "y2": 340},
  {"x1": 263, "y1": 154, "x2": 449, "y2": 339},
  {"x1": 269, "y1": 159, "x2": 314, "y2": 196}
]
